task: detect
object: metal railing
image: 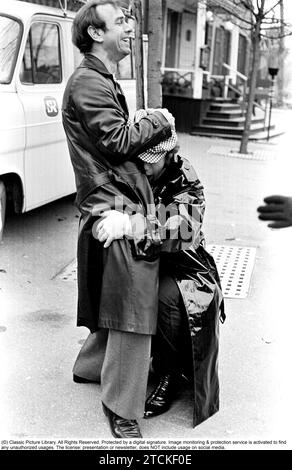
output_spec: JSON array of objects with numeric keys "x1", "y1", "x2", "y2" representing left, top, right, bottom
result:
[
  {"x1": 161, "y1": 67, "x2": 195, "y2": 98},
  {"x1": 227, "y1": 79, "x2": 269, "y2": 128},
  {"x1": 202, "y1": 70, "x2": 232, "y2": 99}
]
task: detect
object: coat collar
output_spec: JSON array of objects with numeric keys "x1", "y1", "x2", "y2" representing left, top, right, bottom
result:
[
  {"x1": 81, "y1": 53, "x2": 113, "y2": 78},
  {"x1": 80, "y1": 53, "x2": 129, "y2": 116}
]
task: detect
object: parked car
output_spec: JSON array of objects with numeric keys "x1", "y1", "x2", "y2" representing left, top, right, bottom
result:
[{"x1": 0, "y1": 0, "x2": 136, "y2": 241}]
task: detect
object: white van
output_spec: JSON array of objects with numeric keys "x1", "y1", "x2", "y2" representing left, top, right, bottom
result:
[{"x1": 0, "y1": 0, "x2": 136, "y2": 240}]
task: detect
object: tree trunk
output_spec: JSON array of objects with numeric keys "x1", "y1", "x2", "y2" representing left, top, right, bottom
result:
[
  {"x1": 132, "y1": 0, "x2": 145, "y2": 109},
  {"x1": 147, "y1": 0, "x2": 163, "y2": 108},
  {"x1": 239, "y1": 10, "x2": 263, "y2": 154}
]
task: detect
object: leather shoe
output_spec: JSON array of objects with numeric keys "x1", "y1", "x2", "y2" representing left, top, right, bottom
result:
[
  {"x1": 102, "y1": 402, "x2": 142, "y2": 438},
  {"x1": 144, "y1": 374, "x2": 177, "y2": 419},
  {"x1": 73, "y1": 374, "x2": 99, "y2": 384}
]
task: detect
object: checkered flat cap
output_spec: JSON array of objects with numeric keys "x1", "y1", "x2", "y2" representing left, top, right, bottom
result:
[{"x1": 133, "y1": 109, "x2": 177, "y2": 164}]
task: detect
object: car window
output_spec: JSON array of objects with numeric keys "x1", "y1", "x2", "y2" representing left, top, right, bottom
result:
[
  {"x1": 20, "y1": 22, "x2": 62, "y2": 84},
  {"x1": 0, "y1": 15, "x2": 22, "y2": 84}
]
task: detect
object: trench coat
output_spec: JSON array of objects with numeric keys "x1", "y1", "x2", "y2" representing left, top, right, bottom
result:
[
  {"x1": 62, "y1": 54, "x2": 171, "y2": 334},
  {"x1": 131, "y1": 155, "x2": 225, "y2": 427}
]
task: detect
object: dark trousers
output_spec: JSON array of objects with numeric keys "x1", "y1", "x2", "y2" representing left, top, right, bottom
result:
[{"x1": 152, "y1": 275, "x2": 193, "y2": 378}]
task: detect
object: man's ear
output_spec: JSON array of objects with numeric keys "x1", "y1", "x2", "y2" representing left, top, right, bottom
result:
[{"x1": 87, "y1": 25, "x2": 104, "y2": 43}]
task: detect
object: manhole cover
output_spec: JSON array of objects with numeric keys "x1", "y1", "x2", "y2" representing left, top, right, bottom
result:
[
  {"x1": 56, "y1": 245, "x2": 256, "y2": 299},
  {"x1": 207, "y1": 146, "x2": 275, "y2": 161},
  {"x1": 206, "y1": 244, "x2": 256, "y2": 298}
]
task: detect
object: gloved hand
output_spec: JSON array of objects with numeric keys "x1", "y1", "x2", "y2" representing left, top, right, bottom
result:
[
  {"x1": 93, "y1": 210, "x2": 132, "y2": 248},
  {"x1": 164, "y1": 215, "x2": 183, "y2": 231}
]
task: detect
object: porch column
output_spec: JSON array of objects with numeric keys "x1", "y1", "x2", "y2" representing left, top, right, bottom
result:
[
  {"x1": 193, "y1": 1, "x2": 206, "y2": 98},
  {"x1": 229, "y1": 25, "x2": 239, "y2": 85}
]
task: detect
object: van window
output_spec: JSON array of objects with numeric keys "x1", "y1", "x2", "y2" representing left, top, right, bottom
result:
[
  {"x1": 20, "y1": 22, "x2": 62, "y2": 84},
  {"x1": 0, "y1": 15, "x2": 22, "y2": 84}
]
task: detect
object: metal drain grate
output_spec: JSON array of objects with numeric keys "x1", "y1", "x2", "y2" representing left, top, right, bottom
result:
[
  {"x1": 56, "y1": 245, "x2": 256, "y2": 299},
  {"x1": 206, "y1": 244, "x2": 256, "y2": 298},
  {"x1": 207, "y1": 146, "x2": 275, "y2": 161}
]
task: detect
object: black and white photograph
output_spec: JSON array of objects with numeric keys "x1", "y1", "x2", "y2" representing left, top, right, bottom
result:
[{"x1": 0, "y1": 0, "x2": 291, "y2": 455}]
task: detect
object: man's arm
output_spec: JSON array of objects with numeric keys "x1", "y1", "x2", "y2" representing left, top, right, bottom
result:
[
  {"x1": 72, "y1": 72, "x2": 172, "y2": 161},
  {"x1": 94, "y1": 177, "x2": 206, "y2": 257}
]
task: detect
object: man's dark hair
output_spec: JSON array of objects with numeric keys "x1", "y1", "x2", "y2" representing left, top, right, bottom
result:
[{"x1": 72, "y1": 0, "x2": 121, "y2": 54}]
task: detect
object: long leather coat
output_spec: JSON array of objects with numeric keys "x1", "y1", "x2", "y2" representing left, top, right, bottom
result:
[
  {"x1": 62, "y1": 54, "x2": 171, "y2": 334},
  {"x1": 131, "y1": 155, "x2": 225, "y2": 427}
]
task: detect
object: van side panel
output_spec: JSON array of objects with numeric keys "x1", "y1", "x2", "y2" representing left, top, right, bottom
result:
[
  {"x1": 0, "y1": 90, "x2": 25, "y2": 207},
  {"x1": 16, "y1": 16, "x2": 76, "y2": 211}
]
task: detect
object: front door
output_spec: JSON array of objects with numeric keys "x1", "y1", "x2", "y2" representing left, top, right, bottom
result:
[
  {"x1": 165, "y1": 9, "x2": 180, "y2": 68},
  {"x1": 178, "y1": 12, "x2": 196, "y2": 69},
  {"x1": 212, "y1": 26, "x2": 231, "y2": 75}
]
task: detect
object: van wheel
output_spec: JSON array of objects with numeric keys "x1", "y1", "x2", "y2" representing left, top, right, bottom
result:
[{"x1": 0, "y1": 181, "x2": 6, "y2": 242}]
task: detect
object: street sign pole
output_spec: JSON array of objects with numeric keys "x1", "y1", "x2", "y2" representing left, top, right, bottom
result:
[
  {"x1": 267, "y1": 76, "x2": 274, "y2": 141},
  {"x1": 267, "y1": 66, "x2": 278, "y2": 142}
]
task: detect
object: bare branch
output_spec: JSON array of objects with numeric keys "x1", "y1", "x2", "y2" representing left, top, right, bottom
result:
[
  {"x1": 207, "y1": 0, "x2": 256, "y2": 22},
  {"x1": 261, "y1": 30, "x2": 292, "y2": 39},
  {"x1": 207, "y1": 0, "x2": 255, "y2": 25},
  {"x1": 263, "y1": 0, "x2": 282, "y2": 18},
  {"x1": 240, "y1": 0, "x2": 254, "y2": 13}
]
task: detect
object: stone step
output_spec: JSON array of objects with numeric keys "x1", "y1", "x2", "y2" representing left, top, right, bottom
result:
[
  {"x1": 212, "y1": 97, "x2": 235, "y2": 103},
  {"x1": 209, "y1": 102, "x2": 242, "y2": 112},
  {"x1": 207, "y1": 110, "x2": 244, "y2": 119},
  {"x1": 203, "y1": 116, "x2": 265, "y2": 128}
]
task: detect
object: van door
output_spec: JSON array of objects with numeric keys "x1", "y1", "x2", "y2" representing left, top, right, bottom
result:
[{"x1": 16, "y1": 17, "x2": 75, "y2": 211}]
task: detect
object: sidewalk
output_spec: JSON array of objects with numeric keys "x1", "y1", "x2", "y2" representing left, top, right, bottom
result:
[{"x1": 1, "y1": 117, "x2": 292, "y2": 448}]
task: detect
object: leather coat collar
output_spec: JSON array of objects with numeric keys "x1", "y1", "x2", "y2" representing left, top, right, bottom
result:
[{"x1": 81, "y1": 53, "x2": 113, "y2": 78}]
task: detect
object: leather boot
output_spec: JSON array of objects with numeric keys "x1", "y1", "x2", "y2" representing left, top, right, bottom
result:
[
  {"x1": 102, "y1": 403, "x2": 142, "y2": 438},
  {"x1": 144, "y1": 374, "x2": 177, "y2": 419}
]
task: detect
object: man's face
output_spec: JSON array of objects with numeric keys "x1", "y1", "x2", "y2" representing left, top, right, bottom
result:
[{"x1": 96, "y1": 4, "x2": 133, "y2": 61}]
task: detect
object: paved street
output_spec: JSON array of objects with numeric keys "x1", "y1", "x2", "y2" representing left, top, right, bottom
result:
[{"x1": 0, "y1": 109, "x2": 292, "y2": 449}]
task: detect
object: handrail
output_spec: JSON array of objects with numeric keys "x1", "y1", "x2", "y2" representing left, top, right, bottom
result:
[
  {"x1": 161, "y1": 67, "x2": 195, "y2": 98},
  {"x1": 202, "y1": 72, "x2": 232, "y2": 98},
  {"x1": 223, "y1": 62, "x2": 247, "y2": 82},
  {"x1": 228, "y1": 81, "x2": 268, "y2": 129},
  {"x1": 228, "y1": 82, "x2": 266, "y2": 113}
]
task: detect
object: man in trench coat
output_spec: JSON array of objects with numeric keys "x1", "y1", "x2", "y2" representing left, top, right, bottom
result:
[
  {"x1": 62, "y1": 0, "x2": 174, "y2": 438},
  {"x1": 75, "y1": 139, "x2": 225, "y2": 429}
]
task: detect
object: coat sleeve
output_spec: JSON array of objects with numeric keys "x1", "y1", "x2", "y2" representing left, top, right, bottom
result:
[
  {"x1": 72, "y1": 71, "x2": 171, "y2": 161},
  {"x1": 130, "y1": 176, "x2": 206, "y2": 259}
]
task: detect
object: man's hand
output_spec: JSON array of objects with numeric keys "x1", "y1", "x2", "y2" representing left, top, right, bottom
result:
[
  {"x1": 257, "y1": 195, "x2": 292, "y2": 229},
  {"x1": 93, "y1": 210, "x2": 132, "y2": 248},
  {"x1": 150, "y1": 108, "x2": 175, "y2": 126}
]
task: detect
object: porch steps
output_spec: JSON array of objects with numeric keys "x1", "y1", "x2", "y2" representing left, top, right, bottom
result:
[{"x1": 191, "y1": 100, "x2": 273, "y2": 139}]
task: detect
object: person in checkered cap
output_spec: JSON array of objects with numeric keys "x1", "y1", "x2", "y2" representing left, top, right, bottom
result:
[{"x1": 91, "y1": 119, "x2": 226, "y2": 429}]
